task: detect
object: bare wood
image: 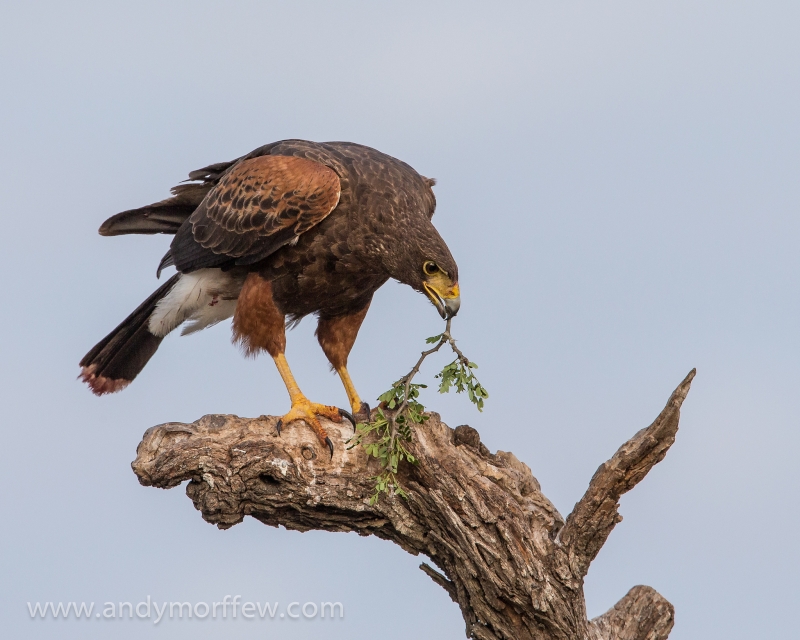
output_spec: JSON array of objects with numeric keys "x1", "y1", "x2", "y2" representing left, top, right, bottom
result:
[
  {"x1": 560, "y1": 369, "x2": 695, "y2": 580},
  {"x1": 132, "y1": 372, "x2": 693, "y2": 640},
  {"x1": 588, "y1": 586, "x2": 675, "y2": 640},
  {"x1": 420, "y1": 562, "x2": 458, "y2": 602}
]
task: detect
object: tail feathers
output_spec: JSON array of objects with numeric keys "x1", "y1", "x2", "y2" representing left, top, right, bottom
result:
[{"x1": 80, "y1": 275, "x2": 180, "y2": 395}]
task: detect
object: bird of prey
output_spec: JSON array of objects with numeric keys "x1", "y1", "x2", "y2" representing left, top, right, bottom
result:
[{"x1": 80, "y1": 140, "x2": 460, "y2": 454}]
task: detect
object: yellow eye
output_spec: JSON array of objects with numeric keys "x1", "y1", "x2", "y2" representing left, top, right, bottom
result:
[{"x1": 423, "y1": 261, "x2": 440, "y2": 276}]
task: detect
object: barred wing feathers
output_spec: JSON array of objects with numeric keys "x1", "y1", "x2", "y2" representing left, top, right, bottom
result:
[{"x1": 169, "y1": 155, "x2": 341, "y2": 273}]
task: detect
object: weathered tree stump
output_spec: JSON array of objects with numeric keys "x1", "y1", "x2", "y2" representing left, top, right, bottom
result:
[{"x1": 132, "y1": 370, "x2": 694, "y2": 640}]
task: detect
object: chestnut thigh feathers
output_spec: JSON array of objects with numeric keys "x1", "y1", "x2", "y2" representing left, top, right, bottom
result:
[{"x1": 232, "y1": 274, "x2": 285, "y2": 357}]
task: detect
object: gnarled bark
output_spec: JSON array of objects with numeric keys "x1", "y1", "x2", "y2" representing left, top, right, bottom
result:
[{"x1": 132, "y1": 370, "x2": 694, "y2": 639}]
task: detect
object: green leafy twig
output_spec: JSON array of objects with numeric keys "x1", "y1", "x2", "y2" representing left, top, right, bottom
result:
[
  {"x1": 430, "y1": 326, "x2": 489, "y2": 412},
  {"x1": 348, "y1": 317, "x2": 488, "y2": 504}
]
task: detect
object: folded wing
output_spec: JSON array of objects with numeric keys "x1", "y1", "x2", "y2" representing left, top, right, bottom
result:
[{"x1": 168, "y1": 155, "x2": 341, "y2": 273}]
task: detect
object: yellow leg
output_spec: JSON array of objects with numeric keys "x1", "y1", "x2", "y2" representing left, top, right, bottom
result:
[
  {"x1": 335, "y1": 366, "x2": 363, "y2": 416},
  {"x1": 272, "y1": 354, "x2": 354, "y2": 457},
  {"x1": 273, "y1": 353, "x2": 305, "y2": 405}
]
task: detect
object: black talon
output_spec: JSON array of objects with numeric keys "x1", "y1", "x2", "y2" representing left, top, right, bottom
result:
[
  {"x1": 338, "y1": 408, "x2": 356, "y2": 430},
  {"x1": 358, "y1": 402, "x2": 371, "y2": 423},
  {"x1": 275, "y1": 419, "x2": 283, "y2": 436},
  {"x1": 325, "y1": 436, "x2": 334, "y2": 459}
]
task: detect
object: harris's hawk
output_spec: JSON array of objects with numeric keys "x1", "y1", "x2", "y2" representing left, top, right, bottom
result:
[{"x1": 80, "y1": 140, "x2": 460, "y2": 454}]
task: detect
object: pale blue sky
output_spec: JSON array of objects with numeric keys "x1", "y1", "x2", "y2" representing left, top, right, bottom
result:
[{"x1": 1, "y1": 1, "x2": 799, "y2": 638}]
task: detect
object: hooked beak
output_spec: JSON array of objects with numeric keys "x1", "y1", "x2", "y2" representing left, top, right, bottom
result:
[{"x1": 423, "y1": 282, "x2": 461, "y2": 319}]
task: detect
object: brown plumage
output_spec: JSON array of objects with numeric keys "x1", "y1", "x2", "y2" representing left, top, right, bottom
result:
[
  {"x1": 232, "y1": 273, "x2": 287, "y2": 357},
  {"x1": 80, "y1": 140, "x2": 461, "y2": 455},
  {"x1": 164, "y1": 155, "x2": 341, "y2": 274}
]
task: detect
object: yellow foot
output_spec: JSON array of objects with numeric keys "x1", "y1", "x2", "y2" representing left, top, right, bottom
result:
[{"x1": 276, "y1": 400, "x2": 355, "y2": 457}]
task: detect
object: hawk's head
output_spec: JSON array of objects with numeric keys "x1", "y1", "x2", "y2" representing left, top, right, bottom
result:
[
  {"x1": 385, "y1": 225, "x2": 460, "y2": 319},
  {"x1": 420, "y1": 258, "x2": 460, "y2": 319}
]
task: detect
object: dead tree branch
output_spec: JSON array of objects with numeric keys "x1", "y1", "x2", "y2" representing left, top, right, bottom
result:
[
  {"x1": 560, "y1": 369, "x2": 695, "y2": 580},
  {"x1": 588, "y1": 586, "x2": 675, "y2": 640},
  {"x1": 132, "y1": 371, "x2": 694, "y2": 640}
]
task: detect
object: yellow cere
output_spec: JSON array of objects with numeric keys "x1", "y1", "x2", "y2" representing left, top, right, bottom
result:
[{"x1": 425, "y1": 272, "x2": 459, "y2": 299}]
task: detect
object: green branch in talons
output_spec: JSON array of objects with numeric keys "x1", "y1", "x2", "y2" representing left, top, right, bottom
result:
[{"x1": 348, "y1": 318, "x2": 489, "y2": 503}]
